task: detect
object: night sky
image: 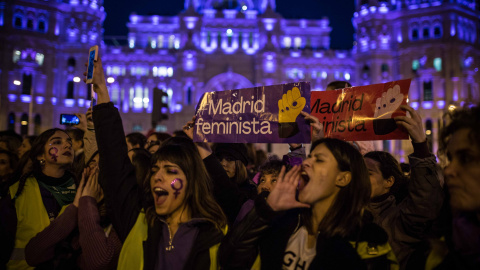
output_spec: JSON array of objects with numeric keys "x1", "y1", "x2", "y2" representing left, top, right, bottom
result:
[{"x1": 102, "y1": 0, "x2": 356, "y2": 50}]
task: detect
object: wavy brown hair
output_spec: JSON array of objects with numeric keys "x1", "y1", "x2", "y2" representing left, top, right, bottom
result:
[
  {"x1": 144, "y1": 137, "x2": 227, "y2": 230},
  {"x1": 302, "y1": 138, "x2": 371, "y2": 238}
]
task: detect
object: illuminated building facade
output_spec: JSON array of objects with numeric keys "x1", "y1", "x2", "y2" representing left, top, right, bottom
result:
[
  {"x1": 101, "y1": 0, "x2": 354, "y2": 133},
  {"x1": 1, "y1": 0, "x2": 479, "y2": 159},
  {"x1": 0, "y1": 0, "x2": 105, "y2": 135},
  {"x1": 353, "y1": 0, "x2": 480, "y2": 160}
]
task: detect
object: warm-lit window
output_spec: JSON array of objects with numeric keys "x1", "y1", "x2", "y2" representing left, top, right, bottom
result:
[
  {"x1": 294, "y1": 37, "x2": 302, "y2": 49},
  {"x1": 168, "y1": 35, "x2": 175, "y2": 49},
  {"x1": 283, "y1": 37, "x2": 291, "y2": 48}
]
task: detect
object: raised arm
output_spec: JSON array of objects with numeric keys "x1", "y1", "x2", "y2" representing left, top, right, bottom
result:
[
  {"x1": 86, "y1": 54, "x2": 141, "y2": 241},
  {"x1": 394, "y1": 105, "x2": 444, "y2": 233},
  {"x1": 75, "y1": 107, "x2": 98, "y2": 165}
]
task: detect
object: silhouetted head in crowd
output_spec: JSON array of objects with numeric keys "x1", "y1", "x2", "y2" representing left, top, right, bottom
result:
[
  {"x1": 256, "y1": 156, "x2": 284, "y2": 194},
  {"x1": 0, "y1": 135, "x2": 22, "y2": 156},
  {"x1": 441, "y1": 104, "x2": 480, "y2": 213},
  {"x1": 364, "y1": 151, "x2": 408, "y2": 202},
  {"x1": 145, "y1": 132, "x2": 171, "y2": 154},
  {"x1": 125, "y1": 132, "x2": 147, "y2": 150},
  {"x1": 127, "y1": 147, "x2": 152, "y2": 187},
  {"x1": 326, "y1": 81, "x2": 352, "y2": 91},
  {"x1": 214, "y1": 143, "x2": 249, "y2": 184},
  {"x1": 18, "y1": 136, "x2": 37, "y2": 158},
  {"x1": 172, "y1": 130, "x2": 189, "y2": 138},
  {"x1": 65, "y1": 128, "x2": 84, "y2": 153},
  {"x1": 0, "y1": 149, "x2": 19, "y2": 181}
]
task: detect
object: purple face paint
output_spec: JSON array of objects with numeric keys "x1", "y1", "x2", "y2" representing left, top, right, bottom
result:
[
  {"x1": 170, "y1": 178, "x2": 184, "y2": 199},
  {"x1": 48, "y1": 147, "x2": 58, "y2": 162}
]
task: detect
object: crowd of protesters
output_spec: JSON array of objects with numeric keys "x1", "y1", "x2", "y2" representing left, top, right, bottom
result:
[{"x1": 0, "y1": 53, "x2": 479, "y2": 270}]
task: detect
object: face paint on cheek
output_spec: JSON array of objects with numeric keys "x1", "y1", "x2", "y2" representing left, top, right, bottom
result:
[
  {"x1": 48, "y1": 147, "x2": 59, "y2": 162},
  {"x1": 170, "y1": 178, "x2": 184, "y2": 199}
]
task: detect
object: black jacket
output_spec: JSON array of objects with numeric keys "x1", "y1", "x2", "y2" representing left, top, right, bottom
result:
[
  {"x1": 369, "y1": 148, "x2": 444, "y2": 269},
  {"x1": 219, "y1": 194, "x2": 397, "y2": 270}
]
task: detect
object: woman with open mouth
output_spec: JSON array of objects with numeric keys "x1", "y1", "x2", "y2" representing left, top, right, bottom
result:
[
  {"x1": 219, "y1": 138, "x2": 398, "y2": 270},
  {"x1": 3, "y1": 128, "x2": 77, "y2": 269},
  {"x1": 88, "y1": 54, "x2": 228, "y2": 270}
]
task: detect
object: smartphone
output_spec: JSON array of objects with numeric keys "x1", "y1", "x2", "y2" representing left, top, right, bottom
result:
[
  {"x1": 60, "y1": 114, "x2": 80, "y2": 125},
  {"x1": 86, "y1": 45, "x2": 98, "y2": 84}
]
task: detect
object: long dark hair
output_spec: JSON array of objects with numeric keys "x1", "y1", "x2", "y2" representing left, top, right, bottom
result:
[
  {"x1": 144, "y1": 137, "x2": 227, "y2": 230},
  {"x1": 303, "y1": 138, "x2": 371, "y2": 238},
  {"x1": 129, "y1": 148, "x2": 152, "y2": 187},
  {"x1": 364, "y1": 151, "x2": 408, "y2": 202},
  {"x1": 12, "y1": 128, "x2": 74, "y2": 200}
]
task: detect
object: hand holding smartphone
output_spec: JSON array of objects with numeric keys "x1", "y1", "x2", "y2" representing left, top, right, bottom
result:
[
  {"x1": 84, "y1": 45, "x2": 110, "y2": 105},
  {"x1": 86, "y1": 45, "x2": 98, "y2": 84},
  {"x1": 86, "y1": 45, "x2": 98, "y2": 106}
]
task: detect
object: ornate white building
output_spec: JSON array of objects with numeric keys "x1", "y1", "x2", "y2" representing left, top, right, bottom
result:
[
  {"x1": 353, "y1": 0, "x2": 480, "y2": 159},
  {"x1": 1, "y1": 0, "x2": 479, "y2": 159}
]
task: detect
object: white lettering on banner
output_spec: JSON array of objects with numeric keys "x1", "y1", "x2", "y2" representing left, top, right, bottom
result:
[
  {"x1": 196, "y1": 117, "x2": 272, "y2": 135},
  {"x1": 206, "y1": 95, "x2": 266, "y2": 116},
  {"x1": 197, "y1": 94, "x2": 272, "y2": 136}
]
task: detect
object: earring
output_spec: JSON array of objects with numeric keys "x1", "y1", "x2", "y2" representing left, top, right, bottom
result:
[{"x1": 40, "y1": 159, "x2": 46, "y2": 166}]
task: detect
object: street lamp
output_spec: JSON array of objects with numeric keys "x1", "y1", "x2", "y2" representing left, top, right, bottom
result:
[
  {"x1": 73, "y1": 77, "x2": 81, "y2": 83},
  {"x1": 13, "y1": 80, "x2": 21, "y2": 85},
  {"x1": 107, "y1": 77, "x2": 115, "y2": 83}
]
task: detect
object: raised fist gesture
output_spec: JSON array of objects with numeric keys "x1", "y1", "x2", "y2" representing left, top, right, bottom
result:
[{"x1": 278, "y1": 87, "x2": 306, "y2": 138}]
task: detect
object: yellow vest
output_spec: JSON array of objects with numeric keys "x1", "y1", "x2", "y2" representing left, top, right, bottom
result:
[
  {"x1": 117, "y1": 211, "x2": 148, "y2": 270},
  {"x1": 117, "y1": 212, "x2": 227, "y2": 270},
  {"x1": 7, "y1": 177, "x2": 68, "y2": 270}
]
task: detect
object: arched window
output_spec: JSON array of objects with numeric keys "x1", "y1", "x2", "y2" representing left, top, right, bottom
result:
[
  {"x1": 20, "y1": 113, "x2": 28, "y2": 136},
  {"x1": 411, "y1": 28, "x2": 419, "y2": 40},
  {"x1": 433, "y1": 25, "x2": 442, "y2": 38},
  {"x1": 8, "y1": 113, "x2": 15, "y2": 131},
  {"x1": 26, "y1": 18, "x2": 34, "y2": 30},
  {"x1": 34, "y1": 114, "x2": 41, "y2": 135},
  {"x1": 67, "y1": 80, "x2": 74, "y2": 99},
  {"x1": 67, "y1": 57, "x2": 76, "y2": 68},
  {"x1": 38, "y1": 19, "x2": 46, "y2": 32},
  {"x1": 22, "y1": 73, "x2": 32, "y2": 95},
  {"x1": 422, "y1": 26, "x2": 430, "y2": 39},
  {"x1": 381, "y1": 63, "x2": 389, "y2": 72},
  {"x1": 13, "y1": 15, "x2": 22, "y2": 28},
  {"x1": 423, "y1": 81, "x2": 433, "y2": 101},
  {"x1": 187, "y1": 86, "x2": 192, "y2": 105},
  {"x1": 362, "y1": 64, "x2": 370, "y2": 79}
]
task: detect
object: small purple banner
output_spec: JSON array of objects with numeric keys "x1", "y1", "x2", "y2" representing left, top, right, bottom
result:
[{"x1": 193, "y1": 82, "x2": 311, "y2": 143}]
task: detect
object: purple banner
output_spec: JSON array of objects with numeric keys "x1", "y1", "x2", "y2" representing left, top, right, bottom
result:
[{"x1": 193, "y1": 82, "x2": 311, "y2": 143}]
